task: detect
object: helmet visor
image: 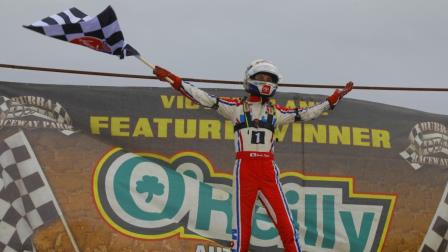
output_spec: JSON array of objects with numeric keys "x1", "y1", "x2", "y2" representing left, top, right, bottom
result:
[{"x1": 251, "y1": 72, "x2": 279, "y2": 83}]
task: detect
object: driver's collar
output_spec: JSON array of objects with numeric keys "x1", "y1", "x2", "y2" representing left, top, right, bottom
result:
[
  {"x1": 247, "y1": 95, "x2": 262, "y2": 102},
  {"x1": 247, "y1": 95, "x2": 270, "y2": 103}
]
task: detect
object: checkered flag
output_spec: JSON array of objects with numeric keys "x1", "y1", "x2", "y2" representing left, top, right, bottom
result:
[
  {"x1": 0, "y1": 131, "x2": 78, "y2": 251},
  {"x1": 28, "y1": 7, "x2": 91, "y2": 26},
  {"x1": 420, "y1": 182, "x2": 448, "y2": 252},
  {"x1": 400, "y1": 146, "x2": 422, "y2": 170},
  {"x1": 24, "y1": 6, "x2": 139, "y2": 59}
]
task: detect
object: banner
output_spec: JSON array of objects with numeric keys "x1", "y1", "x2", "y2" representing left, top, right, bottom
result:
[{"x1": 0, "y1": 81, "x2": 447, "y2": 251}]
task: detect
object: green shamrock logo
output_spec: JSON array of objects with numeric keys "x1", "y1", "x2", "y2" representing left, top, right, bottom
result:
[{"x1": 136, "y1": 175, "x2": 165, "y2": 203}]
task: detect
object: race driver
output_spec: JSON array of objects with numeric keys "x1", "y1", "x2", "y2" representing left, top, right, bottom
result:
[{"x1": 152, "y1": 59, "x2": 353, "y2": 252}]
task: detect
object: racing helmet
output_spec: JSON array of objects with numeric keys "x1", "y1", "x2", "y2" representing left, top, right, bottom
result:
[{"x1": 243, "y1": 59, "x2": 282, "y2": 97}]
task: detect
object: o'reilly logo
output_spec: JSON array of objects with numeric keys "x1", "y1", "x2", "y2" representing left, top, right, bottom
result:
[{"x1": 93, "y1": 148, "x2": 395, "y2": 252}]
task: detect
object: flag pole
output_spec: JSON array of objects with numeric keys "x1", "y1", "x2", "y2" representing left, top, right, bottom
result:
[
  {"x1": 19, "y1": 131, "x2": 81, "y2": 252},
  {"x1": 55, "y1": 211, "x2": 81, "y2": 252},
  {"x1": 135, "y1": 55, "x2": 155, "y2": 69},
  {"x1": 135, "y1": 55, "x2": 174, "y2": 84}
]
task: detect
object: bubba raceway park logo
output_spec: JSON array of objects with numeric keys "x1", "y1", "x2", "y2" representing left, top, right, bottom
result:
[
  {"x1": 0, "y1": 95, "x2": 76, "y2": 135},
  {"x1": 93, "y1": 149, "x2": 396, "y2": 252},
  {"x1": 400, "y1": 122, "x2": 448, "y2": 170}
]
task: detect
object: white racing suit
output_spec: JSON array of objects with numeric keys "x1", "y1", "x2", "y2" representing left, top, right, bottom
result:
[{"x1": 175, "y1": 81, "x2": 330, "y2": 252}]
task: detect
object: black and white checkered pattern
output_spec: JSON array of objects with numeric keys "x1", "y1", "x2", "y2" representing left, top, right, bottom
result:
[
  {"x1": 24, "y1": 6, "x2": 139, "y2": 58},
  {"x1": 400, "y1": 123, "x2": 424, "y2": 169},
  {"x1": 0, "y1": 96, "x2": 11, "y2": 113},
  {"x1": 0, "y1": 132, "x2": 59, "y2": 252},
  {"x1": 29, "y1": 7, "x2": 90, "y2": 26},
  {"x1": 400, "y1": 146, "x2": 422, "y2": 170},
  {"x1": 53, "y1": 101, "x2": 72, "y2": 125},
  {"x1": 420, "y1": 182, "x2": 448, "y2": 252}
]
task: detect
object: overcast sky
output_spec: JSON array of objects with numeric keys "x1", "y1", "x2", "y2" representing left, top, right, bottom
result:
[{"x1": 0, "y1": 0, "x2": 447, "y2": 115}]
